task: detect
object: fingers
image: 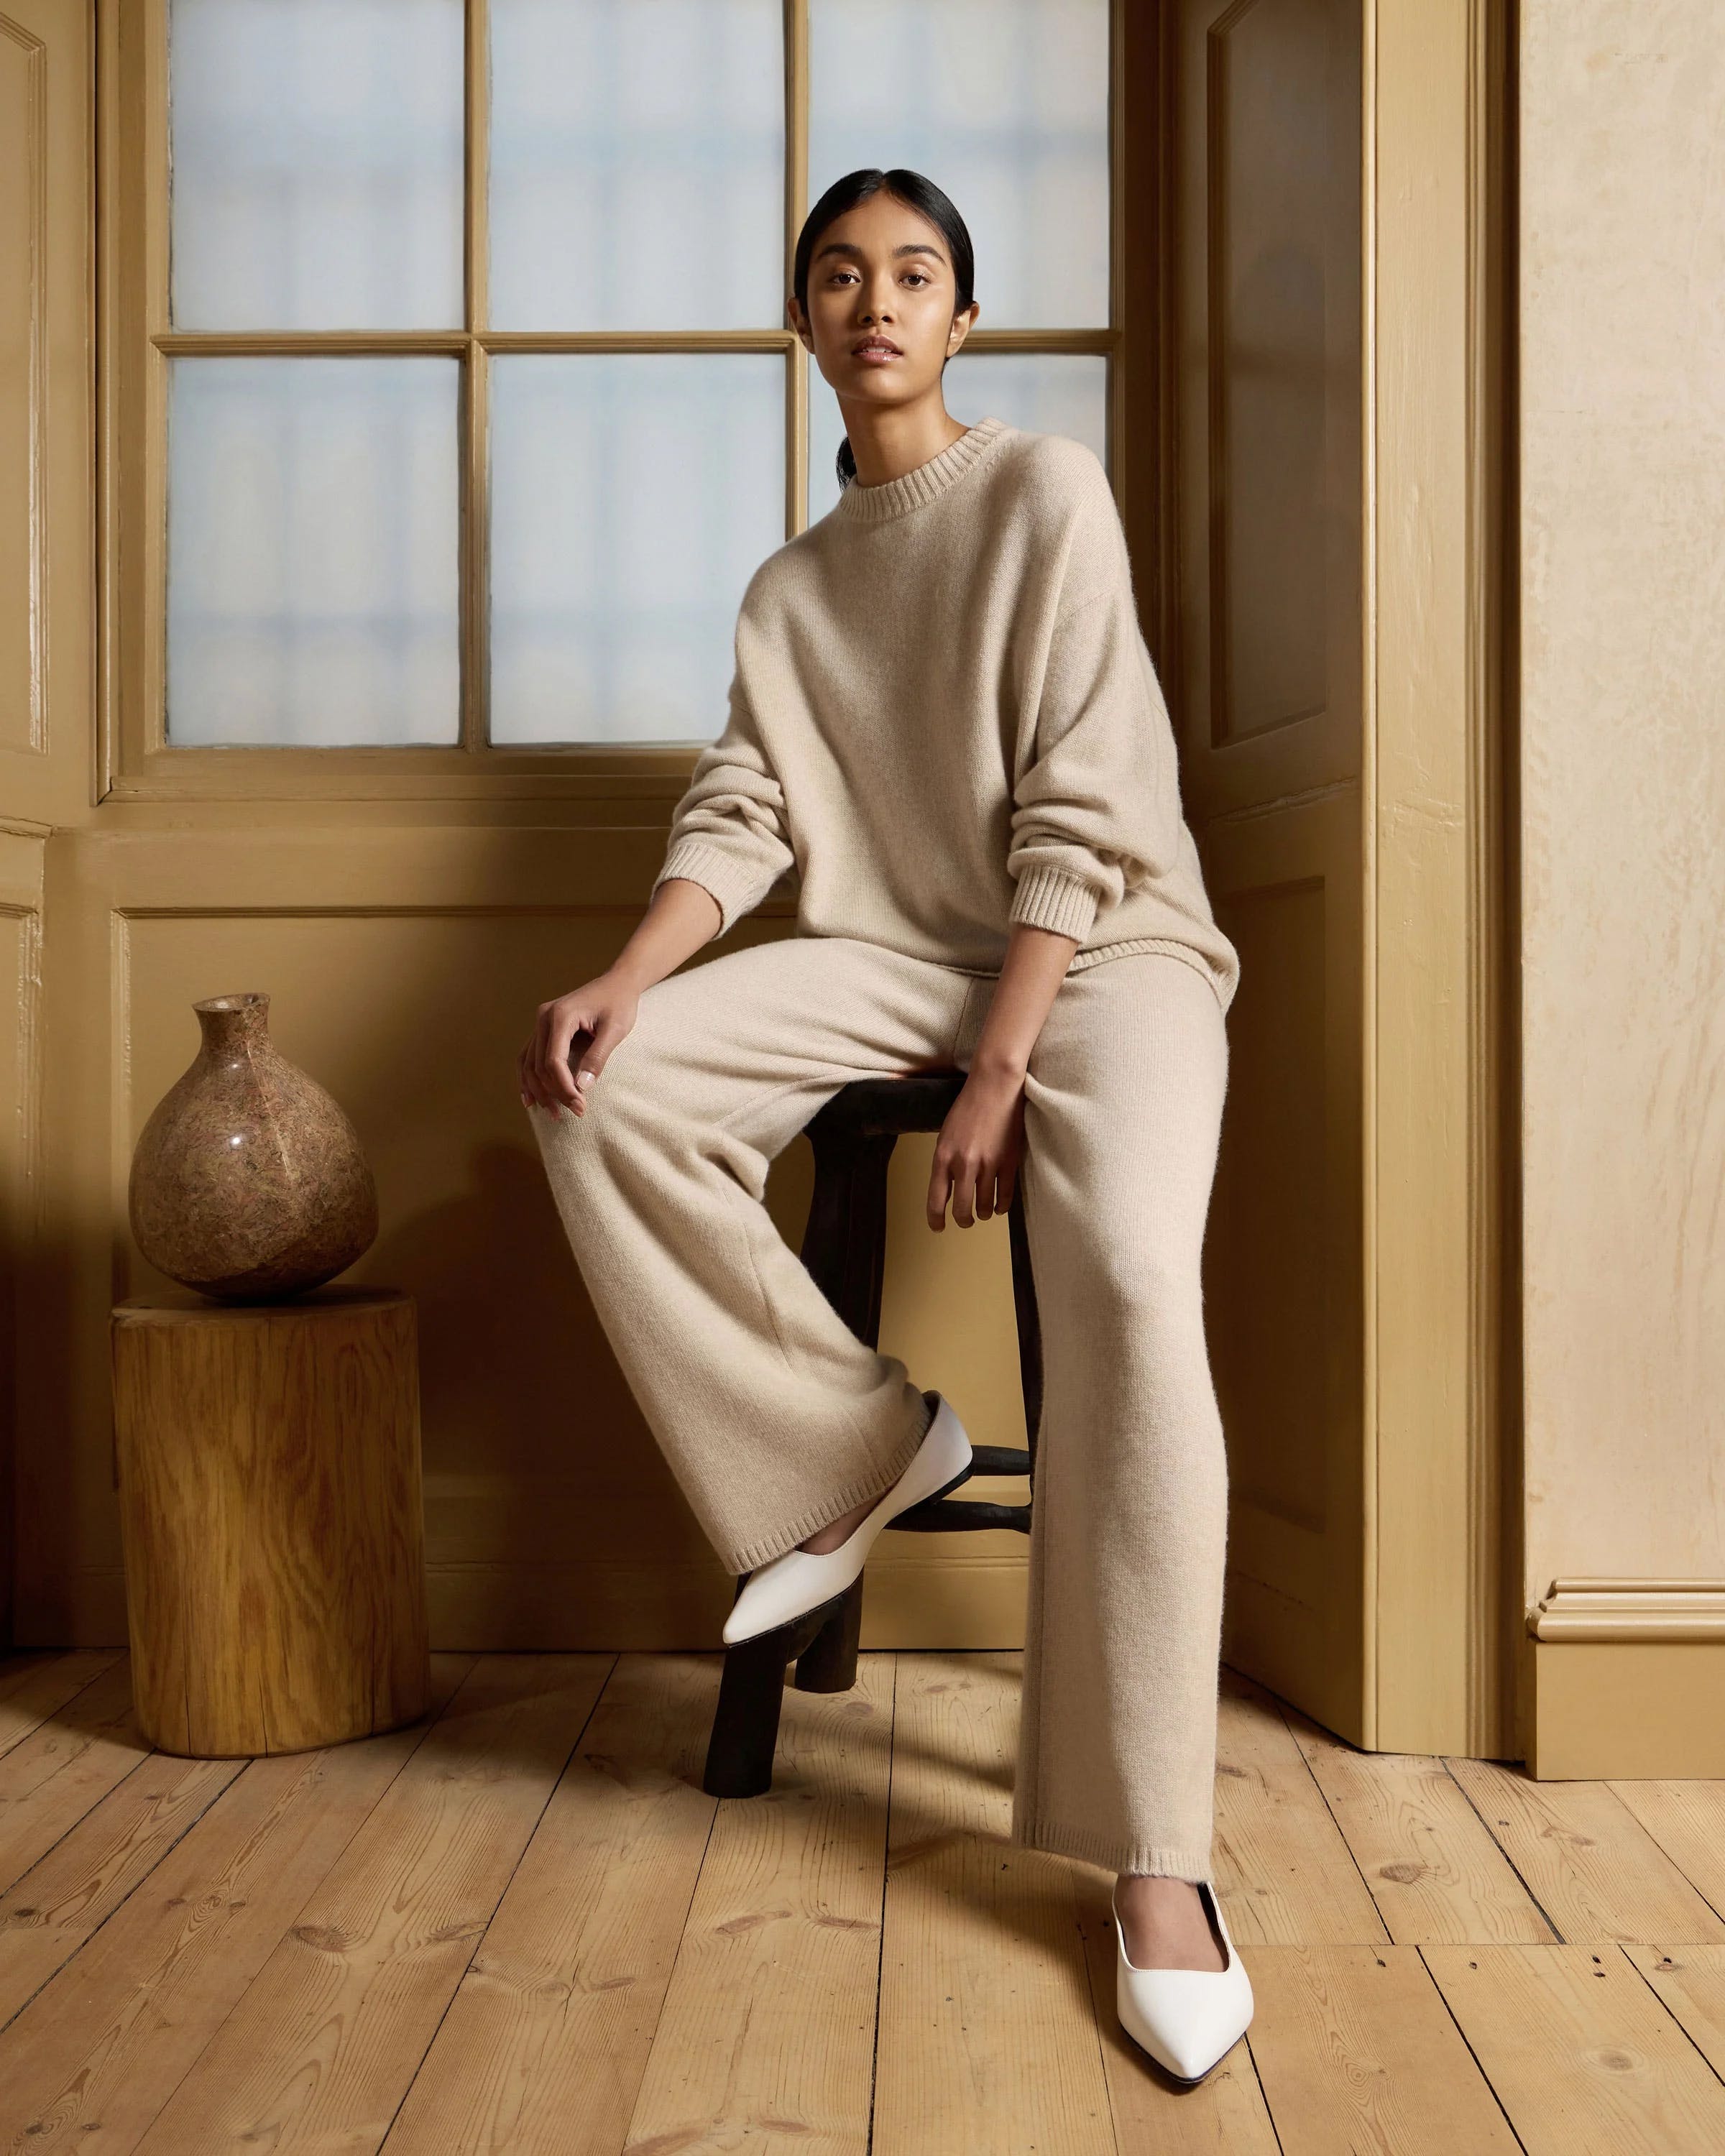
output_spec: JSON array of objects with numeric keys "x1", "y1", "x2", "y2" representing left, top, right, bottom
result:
[
  {"x1": 523, "y1": 1000, "x2": 594, "y2": 1120},
  {"x1": 926, "y1": 1152, "x2": 952, "y2": 1233},
  {"x1": 941, "y1": 1146, "x2": 980, "y2": 1230},
  {"x1": 929, "y1": 1143, "x2": 1018, "y2": 1230}
]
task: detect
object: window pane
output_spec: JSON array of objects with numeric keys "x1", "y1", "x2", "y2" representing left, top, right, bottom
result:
[
  {"x1": 807, "y1": 354, "x2": 1108, "y2": 523},
  {"x1": 807, "y1": 0, "x2": 1110, "y2": 330},
  {"x1": 167, "y1": 358, "x2": 461, "y2": 746},
  {"x1": 169, "y1": 0, "x2": 464, "y2": 330},
  {"x1": 489, "y1": 355, "x2": 783, "y2": 744},
  {"x1": 489, "y1": 0, "x2": 784, "y2": 330}
]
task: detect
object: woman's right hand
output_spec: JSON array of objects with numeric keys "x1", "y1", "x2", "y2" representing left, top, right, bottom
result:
[{"x1": 519, "y1": 971, "x2": 642, "y2": 1120}]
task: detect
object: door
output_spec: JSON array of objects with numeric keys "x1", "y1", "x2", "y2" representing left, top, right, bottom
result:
[
  {"x1": 1169, "y1": 0, "x2": 1513, "y2": 1756},
  {"x1": 1173, "y1": 0, "x2": 1367, "y2": 1740}
]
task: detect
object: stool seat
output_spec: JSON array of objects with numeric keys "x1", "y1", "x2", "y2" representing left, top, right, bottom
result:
[{"x1": 702, "y1": 1071, "x2": 1042, "y2": 1798}]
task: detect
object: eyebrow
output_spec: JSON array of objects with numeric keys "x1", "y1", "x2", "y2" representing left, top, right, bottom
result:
[{"x1": 814, "y1": 239, "x2": 947, "y2": 265}]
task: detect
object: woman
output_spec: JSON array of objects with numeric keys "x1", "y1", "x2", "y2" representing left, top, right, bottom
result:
[{"x1": 519, "y1": 167, "x2": 1252, "y2": 2083}]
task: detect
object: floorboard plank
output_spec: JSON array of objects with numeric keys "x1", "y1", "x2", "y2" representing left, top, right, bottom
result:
[
  {"x1": 622, "y1": 1649, "x2": 896, "y2": 2156},
  {"x1": 1215, "y1": 1670, "x2": 1391, "y2": 1945},
  {"x1": 0, "y1": 1653, "x2": 474, "y2": 2153},
  {"x1": 1611, "y1": 1782, "x2": 1725, "y2": 1925},
  {"x1": 1285, "y1": 1705, "x2": 1560, "y2": 1944},
  {"x1": 1425, "y1": 1940, "x2": 1725, "y2": 2155},
  {"x1": 1622, "y1": 1941, "x2": 1725, "y2": 2083},
  {"x1": 873, "y1": 1649, "x2": 1117, "y2": 2156},
  {"x1": 385, "y1": 1651, "x2": 719, "y2": 2156},
  {"x1": 1446, "y1": 1757, "x2": 1725, "y2": 1945},
  {"x1": 0, "y1": 1746, "x2": 246, "y2": 2026},
  {"x1": 0, "y1": 1651, "x2": 125, "y2": 1759},
  {"x1": 1247, "y1": 1944, "x2": 1524, "y2": 2152},
  {"x1": 129, "y1": 1654, "x2": 612, "y2": 2156},
  {"x1": 0, "y1": 1659, "x2": 157, "y2": 1896}
]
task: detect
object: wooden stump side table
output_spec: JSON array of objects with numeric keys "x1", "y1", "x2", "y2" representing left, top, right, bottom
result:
[{"x1": 110, "y1": 1285, "x2": 431, "y2": 1757}]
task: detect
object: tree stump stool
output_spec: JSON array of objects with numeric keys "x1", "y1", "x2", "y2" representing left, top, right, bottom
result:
[
  {"x1": 110, "y1": 1285, "x2": 431, "y2": 1757},
  {"x1": 702, "y1": 1068, "x2": 1043, "y2": 1798}
]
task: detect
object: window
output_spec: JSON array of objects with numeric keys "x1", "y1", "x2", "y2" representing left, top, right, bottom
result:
[{"x1": 106, "y1": 0, "x2": 1123, "y2": 789}]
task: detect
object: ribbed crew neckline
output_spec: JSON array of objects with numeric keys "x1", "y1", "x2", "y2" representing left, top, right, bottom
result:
[{"x1": 833, "y1": 413, "x2": 1011, "y2": 525}]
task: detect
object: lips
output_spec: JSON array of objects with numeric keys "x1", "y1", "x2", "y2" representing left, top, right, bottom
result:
[{"x1": 852, "y1": 339, "x2": 901, "y2": 358}]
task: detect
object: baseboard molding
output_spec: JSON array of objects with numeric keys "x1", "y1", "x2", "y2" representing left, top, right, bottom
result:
[{"x1": 1526, "y1": 1577, "x2": 1725, "y2": 1777}]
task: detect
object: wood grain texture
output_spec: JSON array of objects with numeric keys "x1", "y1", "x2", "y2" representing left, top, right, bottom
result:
[
  {"x1": 110, "y1": 1288, "x2": 431, "y2": 1754},
  {"x1": 1213, "y1": 1668, "x2": 1390, "y2": 1945},
  {"x1": 1611, "y1": 1778, "x2": 1725, "y2": 1919},
  {"x1": 385, "y1": 1652, "x2": 712, "y2": 2156},
  {"x1": 621, "y1": 1651, "x2": 895, "y2": 2155},
  {"x1": 875, "y1": 1651, "x2": 1116, "y2": 2156},
  {"x1": 1623, "y1": 1942, "x2": 1725, "y2": 2087},
  {"x1": 1424, "y1": 1943, "x2": 1725, "y2": 2155},
  {"x1": 1285, "y1": 1697, "x2": 1561, "y2": 1945},
  {"x1": 1246, "y1": 1943, "x2": 1524, "y2": 2152},
  {"x1": 1445, "y1": 1754, "x2": 1725, "y2": 1946},
  {"x1": 0, "y1": 1652, "x2": 473, "y2": 2150},
  {"x1": 124, "y1": 1654, "x2": 607, "y2": 2154},
  {"x1": 3, "y1": 1648, "x2": 1724, "y2": 2151}
]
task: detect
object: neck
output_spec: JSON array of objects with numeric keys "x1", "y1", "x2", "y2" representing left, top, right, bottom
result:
[{"x1": 843, "y1": 405, "x2": 972, "y2": 490}]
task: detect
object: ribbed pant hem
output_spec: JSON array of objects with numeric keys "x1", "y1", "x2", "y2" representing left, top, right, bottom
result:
[
  {"x1": 722, "y1": 1391, "x2": 936, "y2": 1575},
  {"x1": 1010, "y1": 1812, "x2": 1214, "y2": 1885}
]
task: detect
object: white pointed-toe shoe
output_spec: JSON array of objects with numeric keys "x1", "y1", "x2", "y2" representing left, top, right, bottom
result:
[
  {"x1": 721, "y1": 1391, "x2": 972, "y2": 1646},
  {"x1": 1113, "y1": 1877, "x2": 1254, "y2": 2083}
]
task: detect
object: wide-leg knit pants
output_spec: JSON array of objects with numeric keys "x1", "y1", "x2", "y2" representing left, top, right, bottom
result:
[{"x1": 528, "y1": 932, "x2": 1232, "y2": 1884}]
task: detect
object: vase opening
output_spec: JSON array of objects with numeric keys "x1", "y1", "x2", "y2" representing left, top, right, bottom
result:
[{"x1": 195, "y1": 992, "x2": 271, "y2": 1015}]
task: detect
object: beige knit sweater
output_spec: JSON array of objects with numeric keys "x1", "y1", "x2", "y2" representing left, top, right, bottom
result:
[{"x1": 651, "y1": 414, "x2": 1240, "y2": 1012}]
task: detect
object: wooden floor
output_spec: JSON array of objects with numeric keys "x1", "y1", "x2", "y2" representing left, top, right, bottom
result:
[{"x1": 2, "y1": 1648, "x2": 1725, "y2": 2153}]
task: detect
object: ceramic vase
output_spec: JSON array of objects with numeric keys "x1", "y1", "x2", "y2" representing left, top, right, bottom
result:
[{"x1": 129, "y1": 991, "x2": 379, "y2": 1302}]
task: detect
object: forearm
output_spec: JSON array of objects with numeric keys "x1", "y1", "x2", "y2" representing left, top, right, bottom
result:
[
  {"x1": 970, "y1": 920, "x2": 1082, "y2": 1079},
  {"x1": 608, "y1": 877, "x2": 724, "y2": 992}
]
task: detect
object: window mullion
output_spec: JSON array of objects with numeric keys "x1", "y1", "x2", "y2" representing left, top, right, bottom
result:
[
  {"x1": 465, "y1": 0, "x2": 489, "y2": 752},
  {"x1": 786, "y1": 0, "x2": 809, "y2": 535}
]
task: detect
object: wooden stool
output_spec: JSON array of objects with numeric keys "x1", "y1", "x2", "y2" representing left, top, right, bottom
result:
[
  {"x1": 110, "y1": 1285, "x2": 431, "y2": 1757},
  {"x1": 702, "y1": 1069, "x2": 1043, "y2": 1799}
]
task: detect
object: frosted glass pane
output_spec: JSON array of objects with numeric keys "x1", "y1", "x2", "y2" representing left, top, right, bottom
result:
[
  {"x1": 167, "y1": 358, "x2": 461, "y2": 746},
  {"x1": 489, "y1": 0, "x2": 783, "y2": 330},
  {"x1": 170, "y1": 0, "x2": 464, "y2": 330},
  {"x1": 808, "y1": 354, "x2": 1108, "y2": 523},
  {"x1": 489, "y1": 356, "x2": 784, "y2": 744},
  {"x1": 808, "y1": 0, "x2": 1109, "y2": 330}
]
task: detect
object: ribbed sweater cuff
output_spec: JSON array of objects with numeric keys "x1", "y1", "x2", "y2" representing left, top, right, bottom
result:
[
  {"x1": 653, "y1": 837, "x2": 770, "y2": 935},
  {"x1": 1009, "y1": 865, "x2": 1101, "y2": 943}
]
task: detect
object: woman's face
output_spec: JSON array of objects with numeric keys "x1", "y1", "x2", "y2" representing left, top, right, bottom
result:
[{"x1": 790, "y1": 191, "x2": 978, "y2": 410}]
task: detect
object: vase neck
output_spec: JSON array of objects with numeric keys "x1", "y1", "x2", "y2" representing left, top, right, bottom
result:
[{"x1": 195, "y1": 993, "x2": 272, "y2": 1054}]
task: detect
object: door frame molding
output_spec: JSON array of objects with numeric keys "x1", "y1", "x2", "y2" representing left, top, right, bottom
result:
[{"x1": 1364, "y1": 0, "x2": 1516, "y2": 1761}]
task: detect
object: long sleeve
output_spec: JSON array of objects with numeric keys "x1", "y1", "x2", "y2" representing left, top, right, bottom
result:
[
  {"x1": 1006, "y1": 475, "x2": 1187, "y2": 945},
  {"x1": 651, "y1": 668, "x2": 796, "y2": 936}
]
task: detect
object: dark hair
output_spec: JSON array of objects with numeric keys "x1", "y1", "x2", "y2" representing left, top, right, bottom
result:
[{"x1": 792, "y1": 167, "x2": 976, "y2": 490}]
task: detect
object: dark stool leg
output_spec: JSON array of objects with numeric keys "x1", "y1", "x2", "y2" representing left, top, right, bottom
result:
[
  {"x1": 702, "y1": 1583, "x2": 856, "y2": 1797},
  {"x1": 794, "y1": 1573, "x2": 866, "y2": 1691}
]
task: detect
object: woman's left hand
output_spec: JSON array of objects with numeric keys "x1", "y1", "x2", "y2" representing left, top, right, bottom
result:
[{"x1": 927, "y1": 1061, "x2": 1027, "y2": 1230}]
